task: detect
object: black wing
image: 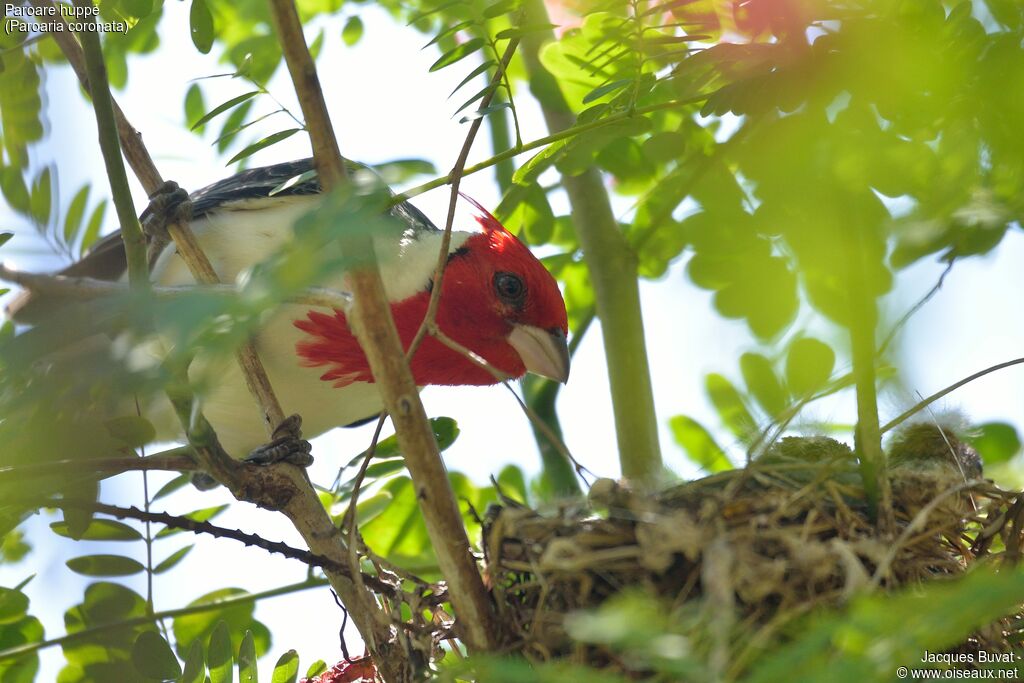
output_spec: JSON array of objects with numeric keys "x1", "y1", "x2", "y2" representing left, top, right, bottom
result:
[{"x1": 9, "y1": 158, "x2": 438, "y2": 321}]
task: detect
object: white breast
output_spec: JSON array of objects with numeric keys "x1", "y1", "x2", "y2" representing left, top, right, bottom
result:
[{"x1": 137, "y1": 194, "x2": 472, "y2": 456}]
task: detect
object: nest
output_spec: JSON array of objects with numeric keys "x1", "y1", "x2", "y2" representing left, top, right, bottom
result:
[{"x1": 482, "y1": 427, "x2": 1024, "y2": 673}]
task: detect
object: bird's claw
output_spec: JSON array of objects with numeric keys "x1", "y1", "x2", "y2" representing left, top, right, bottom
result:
[
  {"x1": 244, "y1": 414, "x2": 314, "y2": 467},
  {"x1": 142, "y1": 180, "x2": 192, "y2": 241}
]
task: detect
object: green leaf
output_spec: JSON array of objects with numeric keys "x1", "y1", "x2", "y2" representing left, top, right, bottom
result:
[
  {"x1": 80, "y1": 199, "x2": 107, "y2": 255},
  {"x1": 191, "y1": 92, "x2": 260, "y2": 132},
  {"x1": 785, "y1": 337, "x2": 836, "y2": 397},
  {"x1": 153, "y1": 473, "x2": 192, "y2": 501},
  {"x1": 431, "y1": 417, "x2": 460, "y2": 451},
  {"x1": 453, "y1": 83, "x2": 497, "y2": 117},
  {"x1": 0, "y1": 587, "x2": 29, "y2": 623},
  {"x1": 496, "y1": 464, "x2": 529, "y2": 505},
  {"x1": 63, "y1": 184, "x2": 90, "y2": 245},
  {"x1": 304, "y1": 660, "x2": 327, "y2": 679},
  {"x1": 363, "y1": 460, "x2": 406, "y2": 479},
  {"x1": 670, "y1": 415, "x2": 733, "y2": 473},
  {"x1": 66, "y1": 554, "x2": 145, "y2": 577},
  {"x1": 705, "y1": 373, "x2": 758, "y2": 445},
  {"x1": 483, "y1": 0, "x2": 518, "y2": 18},
  {"x1": 459, "y1": 101, "x2": 511, "y2": 124},
  {"x1": 216, "y1": 100, "x2": 255, "y2": 153},
  {"x1": 228, "y1": 129, "x2": 302, "y2": 165},
  {"x1": 29, "y1": 168, "x2": 51, "y2": 225},
  {"x1": 448, "y1": 59, "x2": 496, "y2": 99},
  {"x1": 342, "y1": 16, "x2": 364, "y2": 46},
  {"x1": 154, "y1": 545, "x2": 193, "y2": 574},
  {"x1": 0, "y1": 232, "x2": 12, "y2": 249},
  {"x1": 207, "y1": 621, "x2": 233, "y2": 683},
  {"x1": 105, "y1": 415, "x2": 156, "y2": 448},
  {"x1": 966, "y1": 422, "x2": 1022, "y2": 464},
  {"x1": 63, "y1": 479, "x2": 98, "y2": 540},
  {"x1": 180, "y1": 640, "x2": 205, "y2": 683},
  {"x1": 0, "y1": 168, "x2": 30, "y2": 215},
  {"x1": 355, "y1": 491, "x2": 393, "y2": 525},
  {"x1": 739, "y1": 352, "x2": 787, "y2": 418},
  {"x1": 271, "y1": 650, "x2": 299, "y2": 683},
  {"x1": 582, "y1": 78, "x2": 633, "y2": 104},
  {"x1": 269, "y1": 169, "x2": 318, "y2": 197},
  {"x1": 495, "y1": 182, "x2": 554, "y2": 244},
  {"x1": 50, "y1": 519, "x2": 142, "y2": 542},
  {"x1": 429, "y1": 38, "x2": 485, "y2": 73},
  {"x1": 189, "y1": 0, "x2": 214, "y2": 54},
  {"x1": 184, "y1": 83, "x2": 206, "y2": 131},
  {"x1": 132, "y1": 630, "x2": 182, "y2": 679},
  {"x1": 495, "y1": 23, "x2": 559, "y2": 40},
  {"x1": 424, "y1": 19, "x2": 474, "y2": 49},
  {"x1": 238, "y1": 630, "x2": 256, "y2": 683}
]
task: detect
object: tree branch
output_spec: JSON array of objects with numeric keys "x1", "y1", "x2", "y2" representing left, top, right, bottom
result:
[
  {"x1": 27, "y1": 498, "x2": 401, "y2": 594},
  {"x1": 265, "y1": 0, "x2": 499, "y2": 657}
]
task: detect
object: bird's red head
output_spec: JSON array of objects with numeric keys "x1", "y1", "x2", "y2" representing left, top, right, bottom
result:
[{"x1": 294, "y1": 200, "x2": 569, "y2": 388}]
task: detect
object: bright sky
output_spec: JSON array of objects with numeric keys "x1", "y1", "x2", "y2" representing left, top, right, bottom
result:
[{"x1": 1, "y1": 3, "x2": 1022, "y2": 679}]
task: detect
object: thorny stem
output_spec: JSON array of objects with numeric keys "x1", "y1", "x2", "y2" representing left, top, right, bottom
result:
[
  {"x1": 267, "y1": 0, "x2": 500, "y2": 658},
  {"x1": 28, "y1": 498, "x2": 398, "y2": 592}
]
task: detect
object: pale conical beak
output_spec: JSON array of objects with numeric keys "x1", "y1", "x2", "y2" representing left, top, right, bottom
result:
[{"x1": 507, "y1": 325, "x2": 570, "y2": 384}]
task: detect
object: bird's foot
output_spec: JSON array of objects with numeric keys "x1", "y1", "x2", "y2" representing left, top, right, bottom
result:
[
  {"x1": 142, "y1": 180, "x2": 192, "y2": 241},
  {"x1": 244, "y1": 414, "x2": 314, "y2": 467}
]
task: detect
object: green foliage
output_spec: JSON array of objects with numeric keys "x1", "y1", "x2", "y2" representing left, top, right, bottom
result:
[{"x1": 966, "y1": 422, "x2": 1023, "y2": 465}]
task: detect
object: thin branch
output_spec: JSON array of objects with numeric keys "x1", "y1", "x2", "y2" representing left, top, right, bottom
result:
[
  {"x1": 405, "y1": 38, "x2": 520, "y2": 362},
  {"x1": 344, "y1": 415, "x2": 392, "y2": 634},
  {"x1": 880, "y1": 357, "x2": 1024, "y2": 434},
  {"x1": 266, "y1": 0, "x2": 499, "y2": 656},
  {"x1": 25, "y1": 498, "x2": 397, "y2": 593},
  {"x1": 878, "y1": 259, "x2": 955, "y2": 357},
  {"x1": 0, "y1": 578, "x2": 326, "y2": 662},
  {"x1": 430, "y1": 326, "x2": 588, "y2": 481}
]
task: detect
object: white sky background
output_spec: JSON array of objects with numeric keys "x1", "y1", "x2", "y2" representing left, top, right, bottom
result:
[{"x1": 1, "y1": 3, "x2": 1022, "y2": 679}]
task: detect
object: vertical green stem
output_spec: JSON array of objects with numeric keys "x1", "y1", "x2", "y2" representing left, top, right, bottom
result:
[
  {"x1": 847, "y1": 225, "x2": 891, "y2": 526},
  {"x1": 74, "y1": 4, "x2": 148, "y2": 288},
  {"x1": 518, "y1": 0, "x2": 663, "y2": 487},
  {"x1": 487, "y1": 90, "x2": 515, "y2": 193}
]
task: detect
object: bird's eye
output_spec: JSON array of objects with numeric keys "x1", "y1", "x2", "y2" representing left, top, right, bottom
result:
[{"x1": 494, "y1": 272, "x2": 526, "y2": 305}]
